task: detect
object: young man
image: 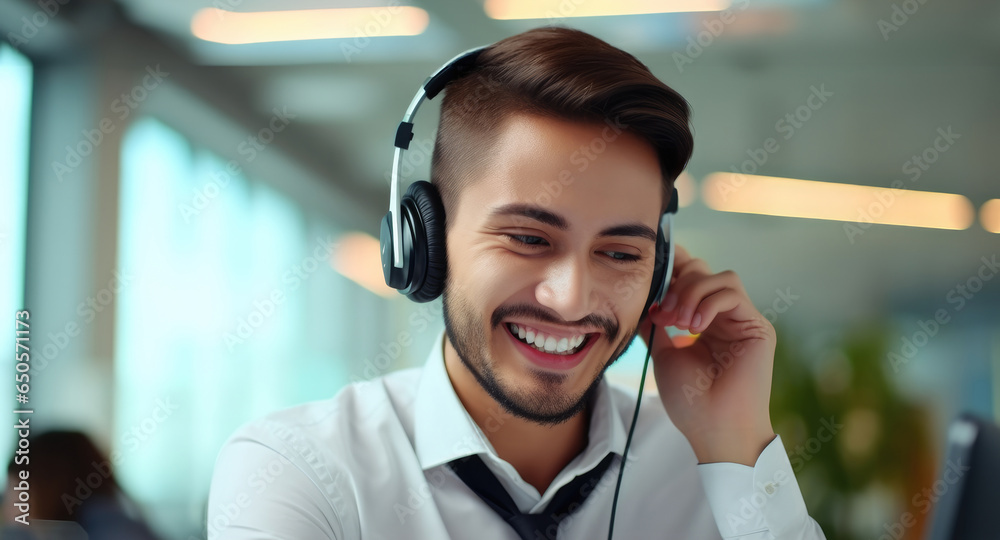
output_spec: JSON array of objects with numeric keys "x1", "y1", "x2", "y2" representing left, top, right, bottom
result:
[{"x1": 208, "y1": 27, "x2": 827, "y2": 539}]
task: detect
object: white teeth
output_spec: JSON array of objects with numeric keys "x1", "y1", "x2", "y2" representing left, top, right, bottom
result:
[{"x1": 507, "y1": 323, "x2": 590, "y2": 356}]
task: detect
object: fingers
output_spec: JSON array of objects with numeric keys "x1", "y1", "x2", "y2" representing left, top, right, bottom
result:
[
  {"x1": 685, "y1": 288, "x2": 742, "y2": 334},
  {"x1": 647, "y1": 245, "x2": 751, "y2": 334},
  {"x1": 654, "y1": 270, "x2": 746, "y2": 331},
  {"x1": 661, "y1": 272, "x2": 723, "y2": 328}
]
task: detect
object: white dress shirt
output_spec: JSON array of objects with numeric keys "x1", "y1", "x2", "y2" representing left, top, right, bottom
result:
[{"x1": 208, "y1": 329, "x2": 826, "y2": 540}]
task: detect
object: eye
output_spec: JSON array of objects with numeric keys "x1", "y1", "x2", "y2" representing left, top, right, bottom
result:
[
  {"x1": 503, "y1": 234, "x2": 548, "y2": 247},
  {"x1": 503, "y1": 234, "x2": 640, "y2": 264},
  {"x1": 602, "y1": 251, "x2": 641, "y2": 264}
]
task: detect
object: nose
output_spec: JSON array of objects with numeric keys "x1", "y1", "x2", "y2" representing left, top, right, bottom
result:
[{"x1": 534, "y1": 251, "x2": 596, "y2": 323}]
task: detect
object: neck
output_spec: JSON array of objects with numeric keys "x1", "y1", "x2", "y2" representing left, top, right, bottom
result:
[{"x1": 443, "y1": 335, "x2": 591, "y2": 494}]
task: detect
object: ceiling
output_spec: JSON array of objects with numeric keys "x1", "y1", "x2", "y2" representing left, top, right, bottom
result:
[{"x1": 7, "y1": 0, "x2": 1000, "y2": 327}]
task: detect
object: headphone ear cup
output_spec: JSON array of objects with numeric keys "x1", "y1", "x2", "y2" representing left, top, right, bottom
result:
[
  {"x1": 401, "y1": 181, "x2": 448, "y2": 302},
  {"x1": 641, "y1": 224, "x2": 668, "y2": 321}
]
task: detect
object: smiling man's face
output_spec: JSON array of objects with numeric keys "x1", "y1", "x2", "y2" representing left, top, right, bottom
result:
[{"x1": 441, "y1": 112, "x2": 665, "y2": 426}]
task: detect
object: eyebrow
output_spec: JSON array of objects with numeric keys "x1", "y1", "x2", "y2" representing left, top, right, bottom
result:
[{"x1": 488, "y1": 203, "x2": 658, "y2": 243}]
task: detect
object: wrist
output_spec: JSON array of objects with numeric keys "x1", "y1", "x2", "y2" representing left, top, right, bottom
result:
[{"x1": 688, "y1": 424, "x2": 776, "y2": 466}]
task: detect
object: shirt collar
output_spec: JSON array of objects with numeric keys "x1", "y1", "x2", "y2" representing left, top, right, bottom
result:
[{"x1": 414, "y1": 328, "x2": 628, "y2": 474}]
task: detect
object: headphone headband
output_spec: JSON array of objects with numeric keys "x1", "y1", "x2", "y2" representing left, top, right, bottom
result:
[{"x1": 388, "y1": 46, "x2": 487, "y2": 271}]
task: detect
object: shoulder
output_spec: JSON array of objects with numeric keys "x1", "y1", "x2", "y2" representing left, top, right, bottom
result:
[
  {"x1": 209, "y1": 367, "x2": 425, "y2": 538},
  {"x1": 220, "y1": 365, "x2": 424, "y2": 463}
]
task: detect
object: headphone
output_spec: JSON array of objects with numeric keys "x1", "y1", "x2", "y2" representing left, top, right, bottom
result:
[{"x1": 379, "y1": 44, "x2": 679, "y2": 540}]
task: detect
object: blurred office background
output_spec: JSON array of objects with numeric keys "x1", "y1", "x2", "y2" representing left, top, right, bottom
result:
[{"x1": 1, "y1": 0, "x2": 998, "y2": 538}]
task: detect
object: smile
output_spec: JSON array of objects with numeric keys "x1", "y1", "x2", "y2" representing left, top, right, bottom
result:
[
  {"x1": 502, "y1": 322, "x2": 600, "y2": 371},
  {"x1": 505, "y1": 322, "x2": 591, "y2": 355}
]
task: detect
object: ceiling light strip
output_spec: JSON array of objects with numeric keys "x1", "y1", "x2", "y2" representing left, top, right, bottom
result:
[
  {"x1": 702, "y1": 172, "x2": 975, "y2": 230},
  {"x1": 191, "y1": 7, "x2": 429, "y2": 45}
]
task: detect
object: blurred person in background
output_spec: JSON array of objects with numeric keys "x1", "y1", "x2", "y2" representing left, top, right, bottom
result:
[{"x1": 1, "y1": 430, "x2": 161, "y2": 540}]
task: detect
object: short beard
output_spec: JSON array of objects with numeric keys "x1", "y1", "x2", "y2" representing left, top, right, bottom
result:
[{"x1": 441, "y1": 285, "x2": 641, "y2": 427}]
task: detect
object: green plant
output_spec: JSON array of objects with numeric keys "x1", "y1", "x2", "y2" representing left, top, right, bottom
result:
[{"x1": 769, "y1": 323, "x2": 936, "y2": 540}]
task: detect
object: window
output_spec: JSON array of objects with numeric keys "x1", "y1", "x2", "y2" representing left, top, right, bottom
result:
[
  {"x1": 116, "y1": 117, "x2": 361, "y2": 534},
  {"x1": 0, "y1": 44, "x2": 33, "y2": 459}
]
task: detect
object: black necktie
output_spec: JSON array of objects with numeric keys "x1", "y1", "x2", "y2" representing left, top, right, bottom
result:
[{"x1": 448, "y1": 452, "x2": 615, "y2": 540}]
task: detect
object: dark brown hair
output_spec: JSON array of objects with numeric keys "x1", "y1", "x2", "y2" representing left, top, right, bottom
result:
[{"x1": 430, "y1": 26, "x2": 694, "y2": 224}]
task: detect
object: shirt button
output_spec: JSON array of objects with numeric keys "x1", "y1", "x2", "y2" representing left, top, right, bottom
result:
[{"x1": 763, "y1": 482, "x2": 776, "y2": 495}]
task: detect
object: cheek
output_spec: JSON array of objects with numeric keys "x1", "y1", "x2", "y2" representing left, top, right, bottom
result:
[
  {"x1": 609, "y1": 267, "x2": 654, "y2": 309},
  {"x1": 479, "y1": 268, "x2": 529, "y2": 321},
  {"x1": 448, "y1": 246, "x2": 527, "y2": 319},
  {"x1": 465, "y1": 246, "x2": 534, "y2": 291}
]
